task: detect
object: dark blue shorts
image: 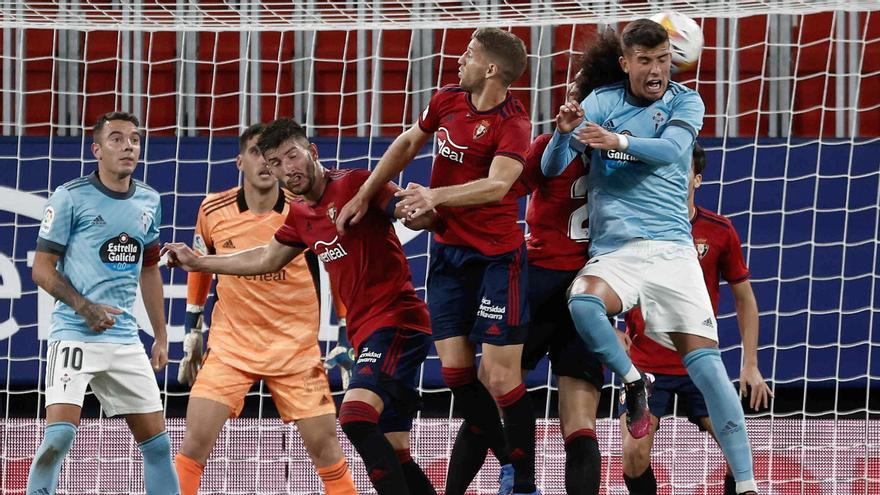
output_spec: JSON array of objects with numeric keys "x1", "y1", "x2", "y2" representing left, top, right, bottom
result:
[
  {"x1": 427, "y1": 242, "x2": 529, "y2": 345},
  {"x1": 616, "y1": 373, "x2": 709, "y2": 430},
  {"x1": 521, "y1": 265, "x2": 604, "y2": 390},
  {"x1": 348, "y1": 327, "x2": 431, "y2": 433}
]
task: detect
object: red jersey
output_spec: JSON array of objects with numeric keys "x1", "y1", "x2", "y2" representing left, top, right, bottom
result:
[
  {"x1": 517, "y1": 134, "x2": 590, "y2": 271},
  {"x1": 274, "y1": 168, "x2": 431, "y2": 350},
  {"x1": 627, "y1": 206, "x2": 751, "y2": 375},
  {"x1": 418, "y1": 84, "x2": 532, "y2": 256}
]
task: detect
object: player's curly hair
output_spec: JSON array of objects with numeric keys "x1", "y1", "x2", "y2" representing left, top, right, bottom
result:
[
  {"x1": 693, "y1": 141, "x2": 707, "y2": 175},
  {"x1": 472, "y1": 28, "x2": 527, "y2": 86},
  {"x1": 574, "y1": 27, "x2": 626, "y2": 102},
  {"x1": 92, "y1": 111, "x2": 139, "y2": 142},
  {"x1": 257, "y1": 118, "x2": 309, "y2": 155},
  {"x1": 239, "y1": 123, "x2": 266, "y2": 152}
]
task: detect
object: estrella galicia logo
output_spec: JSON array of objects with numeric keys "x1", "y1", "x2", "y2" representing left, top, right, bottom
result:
[{"x1": 99, "y1": 232, "x2": 142, "y2": 271}]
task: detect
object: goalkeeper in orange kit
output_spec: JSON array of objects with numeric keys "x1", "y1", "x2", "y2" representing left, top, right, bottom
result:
[{"x1": 174, "y1": 124, "x2": 357, "y2": 495}]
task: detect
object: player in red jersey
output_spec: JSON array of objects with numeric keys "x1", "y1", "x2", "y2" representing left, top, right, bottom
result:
[
  {"x1": 618, "y1": 143, "x2": 773, "y2": 495},
  {"x1": 515, "y1": 79, "x2": 608, "y2": 495},
  {"x1": 163, "y1": 119, "x2": 437, "y2": 495},
  {"x1": 336, "y1": 28, "x2": 535, "y2": 495}
]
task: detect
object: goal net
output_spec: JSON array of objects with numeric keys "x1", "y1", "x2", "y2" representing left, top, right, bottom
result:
[{"x1": 1, "y1": 1, "x2": 878, "y2": 493}]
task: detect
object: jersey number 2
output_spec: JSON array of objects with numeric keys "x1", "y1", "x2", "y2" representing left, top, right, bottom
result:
[{"x1": 568, "y1": 174, "x2": 589, "y2": 242}]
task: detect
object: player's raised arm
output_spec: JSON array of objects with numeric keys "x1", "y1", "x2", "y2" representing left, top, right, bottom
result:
[
  {"x1": 396, "y1": 154, "x2": 522, "y2": 219},
  {"x1": 577, "y1": 91, "x2": 704, "y2": 167},
  {"x1": 163, "y1": 238, "x2": 302, "y2": 276},
  {"x1": 336, "y1": 123, "x2": 432, "y2": 233}
]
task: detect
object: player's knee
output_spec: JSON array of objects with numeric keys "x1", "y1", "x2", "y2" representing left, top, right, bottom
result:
[
  {"x1": 566, "y1": 275, "x2": 591, "y2": 301},
  {"x1": 479, "y1": 365, "x2": 519, "y2": 397},
  {"x1": 303, "y1": 432, "x2": 344, "y2": 465},
  {"x1": 339, "y1": 400, "x2": 380, "y2": 443}
]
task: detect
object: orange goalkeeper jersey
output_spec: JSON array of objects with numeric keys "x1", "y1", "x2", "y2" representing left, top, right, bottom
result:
[{"x1": 188, "y1": 186, "x2": 321, "y2": 376}]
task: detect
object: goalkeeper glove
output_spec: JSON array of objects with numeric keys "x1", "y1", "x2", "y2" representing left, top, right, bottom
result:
[
  {"x1": 324, "y1": 320, "x2": 355, "y2": 390},
  {"x1": 178, "y1": 305, "x2": 205, "y2": 387}
]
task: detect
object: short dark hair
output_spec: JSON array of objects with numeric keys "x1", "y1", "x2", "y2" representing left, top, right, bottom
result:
[
  {"x1": 574, "y1": 27, "x2": 627, "y2": 102},
  {"x1": 239, "y1": 123, "x2": 266, "y2": 153},
  {"x1": 257, "y1": 118, "x2": 309, "y2": 155},
  {"x1": 472, "y1": 28, "x2": 527, "y2": 86},
  {"x1": 692, "y1": 141, "x2": 706, "y2": 175},
  {"x1": 93, "y1": 111, "x2": 139, "y2": 142},
  {"x1": 621, "y1": 18, "x2": 669, "y2": 52}
]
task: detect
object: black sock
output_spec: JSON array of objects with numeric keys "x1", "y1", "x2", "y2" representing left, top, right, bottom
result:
[
  {"x1": 396, "y1": 448, "x2": 437, "y2": 495},
  {"x1": 623, "y1": 465, "x2": 657, "y2": 495},
  {"x1": 445, "y1": 421, "x2": 490, "y2": 495},
  {"x1": 496, "y1": 384, "x2": 536, "y2": 493},
  {"x1": 339, "y1": 401, "x2": 409, "y2": 495},
  {"x1": 724, "y1": 474, "x2": 737, "y2": 495},
  {"x1": 563, "y1": 429, "x2": 601, "y2": 495},
  {"x1": 442, "y1": 367, "x2": 511, "y2": 495}
]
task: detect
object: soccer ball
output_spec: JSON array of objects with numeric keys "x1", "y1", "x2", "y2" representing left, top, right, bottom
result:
[{"x1": 650, "y1": 11, "x2": 704, "y2": 72}]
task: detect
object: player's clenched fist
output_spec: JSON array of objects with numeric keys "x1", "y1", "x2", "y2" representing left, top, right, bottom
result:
[
  {"x1": 555, "y1": 100, "x2": 585, "y2": 133},
  {"x1": 161, "y1": 242, "x2": 199, "y2": 271}
]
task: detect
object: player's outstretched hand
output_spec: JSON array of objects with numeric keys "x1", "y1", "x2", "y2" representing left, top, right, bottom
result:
[
  {"x1": 555, "y1": 100, "x2": 585, "y2": 133},
  {"x1": 395, "y1": 183, "x2": 437, "y2": 219},
  {"x1": 577, "y1": 122, "x2": 620, "y2": 150},
  {"x1": 150, "y1": 335, "x2": 169, "y2": 372},
  {"x1": 740, "y1": 365, "x2": 773, "y2": 411},
  {"x1": 336, "y1": 192, "x2": 369, "y2": 235},
  {"x1": 80, "y1": 302, "x2": 123, "y2": 333},
  {"x1": 161, "y1": 242, "x2": 199, "y2": 271}
]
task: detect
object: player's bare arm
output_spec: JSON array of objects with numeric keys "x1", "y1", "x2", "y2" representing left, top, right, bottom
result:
[
  {"x1": 162, "y1": 238, "x2": 302, "y2": 276},
  {"x1": 396, "y1": 155, "x2": 523, "y2": 219},
  {"x1": 336, "y1": 123, "x2": 431, "y2": 233},
  {"x1": 140, "y1": 263, "x2": 169, "y2": 372},
  {"x1": 731, "y1": 280, "x2": 772, "y2": 410},
  {"x1": 31, "y1": 250, "x2": 122, "y2": 333}
]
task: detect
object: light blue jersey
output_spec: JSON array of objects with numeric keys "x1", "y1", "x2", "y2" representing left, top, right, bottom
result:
[
  {"x1": 542, "y1": 80, "x2": 705, "y2": 256},
  {"x1": 36, "y1": 172, "x2": 161, "y2": 343}
]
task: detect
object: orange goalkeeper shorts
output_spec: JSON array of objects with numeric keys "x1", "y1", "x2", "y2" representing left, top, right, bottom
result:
[{"x1": 191, "y1": 351, "x2": 336, "y2": 422}]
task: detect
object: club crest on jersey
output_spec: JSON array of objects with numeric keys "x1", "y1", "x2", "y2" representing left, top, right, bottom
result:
[
  {"x1": 473, "y1": 120, "x2": 490, "y2": 140},
  {"x1": 437, "y1": 126, "x2": 468, "y2": 164},
  {"x1": 653, "y1": 111, "x2": 667, "y2": 131},
  {"x1": 313, "y1": 235, "x2": 348, "y2": 264},
  {"x1": 695, "y1": 238, "x2": 710, "y2": 259},
  {"x1": 100, "y1": 232, "x2": 142, "y2": 271},
  {"x1": 327, "y1": 202, "x2": 337, "y2": 222},
  {"x1": 140, "y1": 210, "x2": 152, "y2": 234}
]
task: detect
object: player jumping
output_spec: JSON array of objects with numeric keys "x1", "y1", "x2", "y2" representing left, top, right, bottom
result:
[{"x1": 542, "y1": 19, "x2": 759, "y2": 495}]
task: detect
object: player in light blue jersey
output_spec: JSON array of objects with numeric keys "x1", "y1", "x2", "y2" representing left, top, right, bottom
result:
[
  {"x1": 542, "y1": 21, "x2": 758, "y2": 495},
  {"x1": 27, "y1": 112, "x2": 179, "y2": 495}
]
